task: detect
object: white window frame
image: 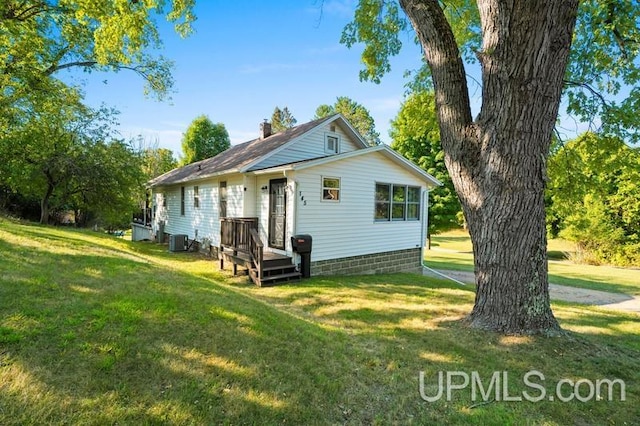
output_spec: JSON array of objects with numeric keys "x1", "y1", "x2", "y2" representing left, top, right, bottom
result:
[
  {"x1": 325, "y1": 133, "x2": 340, "y2": 154},
  {"x1": 375, "y1": 182, "x2": 421, "y2": 222},
  {"x1": 406, "y1": 186, "x2": 421, "y2": 220},
  {"x1": 321, "y1": 176, "x2": 341, "y2": 202}
]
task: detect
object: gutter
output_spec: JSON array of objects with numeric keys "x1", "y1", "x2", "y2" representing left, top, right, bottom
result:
[{"x1": 149, "y1": 168, "x2": 242, "y2": 189}]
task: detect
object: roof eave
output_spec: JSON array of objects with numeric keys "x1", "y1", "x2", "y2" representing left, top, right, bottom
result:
[{"x1": 148, "y1": 168, "x2": 242, "y2": 188}]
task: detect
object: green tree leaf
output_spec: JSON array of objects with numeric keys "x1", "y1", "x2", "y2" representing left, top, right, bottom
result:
[
  {"x1": 314, "y1": 96, "x2": 380, "y2": 146},
  {"x1": 390, "y1": 91, "x2": 462, "y2": 234},
  {"x1": 180, "y1": 115, "x2": 230, "y2": 165}
]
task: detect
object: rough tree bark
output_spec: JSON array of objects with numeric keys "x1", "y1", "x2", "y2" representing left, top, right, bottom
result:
[{"x1": 399, "y1": 0, "x2": 579, "y2": 334}]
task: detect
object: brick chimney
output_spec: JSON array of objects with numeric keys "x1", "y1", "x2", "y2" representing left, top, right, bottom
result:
[{"x1": 260, "y1": 120, "x2": 272, "y2": 139}]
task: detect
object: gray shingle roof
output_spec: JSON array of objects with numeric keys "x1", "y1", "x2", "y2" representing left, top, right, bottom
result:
[{"x1": 148, "y1": 115, "x2": 335, "y2": 187}]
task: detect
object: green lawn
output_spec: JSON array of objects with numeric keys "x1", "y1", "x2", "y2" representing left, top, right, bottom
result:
[
  {"x1": 1, "y1": 219, "x2": 638, "y2": 424},
  {"x1": 427, "y1": 229, "x2": 640, "y2": 296}
]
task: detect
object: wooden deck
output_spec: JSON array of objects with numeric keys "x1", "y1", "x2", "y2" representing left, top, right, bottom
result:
[{"x1": 219, "y1": 218, "x2": 301, "y2": 286}]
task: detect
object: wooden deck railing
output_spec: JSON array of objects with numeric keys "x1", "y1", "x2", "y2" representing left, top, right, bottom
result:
[
  {"x1": 220, "y1": 217, "x2": 258, "y2": 252},
  {"x1": 249, "y1": 228, "x2": 263, "y2": 281},
  {"x1": 132, "y1": 208, "x2": 152, "y2": 226}
]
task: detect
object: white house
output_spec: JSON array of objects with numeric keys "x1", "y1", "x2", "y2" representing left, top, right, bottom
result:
[{"x1": 144, "y1": 114, "x2": 441, "y2": 285}]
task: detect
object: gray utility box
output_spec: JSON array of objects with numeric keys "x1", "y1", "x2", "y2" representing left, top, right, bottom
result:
[{"x1": 169, "y1": 234, "x2": 188, "y2": 252}]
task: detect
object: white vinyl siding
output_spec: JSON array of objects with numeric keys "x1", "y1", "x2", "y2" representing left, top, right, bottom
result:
[
  {"x1": 294, "y1": 152, "x2": 426, "y2": 262},
  {"x1": 152, "y1": 174, "x2": 245, "y2": 246},
  {"x1": 249, "y1": 122, "x2": 361, "y2": 170}
]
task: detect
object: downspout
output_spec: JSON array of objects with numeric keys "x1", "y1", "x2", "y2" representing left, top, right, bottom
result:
[{"x1": 421, "y1": 188, "x2": 429, "y2": 267}]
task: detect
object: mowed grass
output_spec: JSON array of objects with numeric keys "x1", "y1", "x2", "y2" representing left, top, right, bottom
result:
[
  {"x1": 0, "y1": 218, "x2": 638, "y2": 425},
  {"x1": 426, "y1": 229, "x2": 640, "y2": 296}
]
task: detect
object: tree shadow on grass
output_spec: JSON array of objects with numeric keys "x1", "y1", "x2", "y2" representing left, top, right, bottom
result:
[
  {"x1": 1, "y1": 224, "x2": 639, "y2": 424},
  {"x1": 0, "y1": 246, "x2": 350, "y2": 423}
]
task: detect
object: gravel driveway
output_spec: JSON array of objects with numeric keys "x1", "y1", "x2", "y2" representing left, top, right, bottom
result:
[{"x1": 423, "y1": 268, "x2": 640, "y2": 313}]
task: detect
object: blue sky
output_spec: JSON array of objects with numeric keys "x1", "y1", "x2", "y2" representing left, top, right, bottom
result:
[
  {"x1": 57, "y1": 1, "x2": 612, "y2": 159},
  {"x1": 64, "y1": 1, "x2": 436, "y2": 158}
]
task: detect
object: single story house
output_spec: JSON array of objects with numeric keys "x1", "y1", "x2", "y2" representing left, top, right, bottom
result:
[{"x1": 145, "y1": 114, "x2": 441, "y2": 285}]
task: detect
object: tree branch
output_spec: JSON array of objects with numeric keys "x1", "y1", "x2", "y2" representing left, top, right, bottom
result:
[
  {"x1": 44, "y1": 60, "x2": 167, "y2": 95},
  {"x1": 44, "y1": 60, "x2": 98, "y2": 75},
  {"x1": 398, "y1": 0, "x2": 475, "y2": 156},
  {"x1": 563, "y1": 79, "x2": 611, "y2": 109},
  {"x1": 604, "y1": 2, "x2": 639, "y2": 60},
  {"x1": 1, "y1": 1, "x2": 51, "y2": 22}
]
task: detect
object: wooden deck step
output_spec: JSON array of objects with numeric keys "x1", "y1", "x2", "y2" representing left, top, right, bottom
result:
[
  {"x1": 250, "y1": 269, "x2": 302, "y2": 286},
  {"x1": 263, "y1": 253, "x2": 294, "y2": 268},
  {"x1": 221, "y1": 246, "x2": 301, "y2": 286},
  {"x1": 262, "y1": 264, "x2": 297, "y2": 273}
]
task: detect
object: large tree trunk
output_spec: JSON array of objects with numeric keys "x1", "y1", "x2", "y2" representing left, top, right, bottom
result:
[
  {"x1": 40, "y1": 170, "x2": 56, "y2": 225},
  {"x1": 40, "y1": 184, "x2": 53, "y2": 225},
  {"x1": 400, "y1": 0, "x2": 579, "y2": 334}
]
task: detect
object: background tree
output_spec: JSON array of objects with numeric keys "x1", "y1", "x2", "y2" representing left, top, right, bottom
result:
[
  {"x1": 0, "y1": 0, "x2": 195, "y2": 111},
  {"x1": 271, "y1": 106, "x2": 297, "y2": 132},
  {"x1": 314, "y1": 96, "x2": 381, "y2": 146},
  {"x1": 1, "y1": 87, "x2": 111, "y2": 224},
  {"x1": 180, "y1": 115, "x2": 230, "y2": 165},
  {"x1": 390, "y1": 91, "x2": 462, "y2": 240},
  {"x1": 0, "y1": 1, "x2": 195, "y2": 227},
  {"x1": 547, "y1": 132, "x2": 640, "y2": 266},
  {"x1": 67, "y1": 140, "x2": 144, "y2": 229},
  {"x1": 341, "y1": 0, "x2": 640, "y2": 334},
  {"x1": 0, "y1": 88, "x2": 142, "y2": 226},
  {"x1": 141, "y1": 147, "x2": 178, "y2": 180}
]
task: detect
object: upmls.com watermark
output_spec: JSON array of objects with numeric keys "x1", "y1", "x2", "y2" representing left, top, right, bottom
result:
[{"x1": 419, "y1": 370, "x2": 626, "y2": 403}]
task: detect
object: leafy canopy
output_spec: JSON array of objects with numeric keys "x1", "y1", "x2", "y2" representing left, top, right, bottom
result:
[
  {"x1": 271, "y1": 106, "x2": 297, "y2": 132},
  {"x1": 180, "y1": 115, "x2": 230, "y2": 165},
  {"x1": 342, "y1": 0, "x2": 640, "y2": 141},
  {"x1": 547, "y1": 132, "x2": 640, "y2": 265},
  {"x1": 0, "y1": 87, "x2": 142, "y2": 226},
  {"x1": 390, "y1": 91, "x2": 461, "y2": 234},
  {"x1": 141, "y1": 147, "x2": 178, "y2": 180},
  {"x1": 314, "y1": 96, "x2": 381, "y2": 146},
  {"x1": 0, "y1": 0, "x2": 196, "y2": 109}
]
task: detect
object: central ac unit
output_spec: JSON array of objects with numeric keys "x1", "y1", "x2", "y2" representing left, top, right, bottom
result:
[{"x1": 169, "y1": 234, "x2": 188, "y2": 252}]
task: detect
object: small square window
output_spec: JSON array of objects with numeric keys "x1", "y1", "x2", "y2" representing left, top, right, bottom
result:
[
  {"x1": 325, "y1": 135, "x2": 339, "y2": 154},
  {"x1": 322, "y1": 177, "x2": 340, "y2": 202}
]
